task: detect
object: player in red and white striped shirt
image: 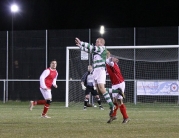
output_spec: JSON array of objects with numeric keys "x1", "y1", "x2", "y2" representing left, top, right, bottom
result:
[
  {"x1": 106, "y1": 51, "x2": 129, "y2": 123},
  {"x1": 29, "y1": 59, "x2": 58, "y2": 118}
]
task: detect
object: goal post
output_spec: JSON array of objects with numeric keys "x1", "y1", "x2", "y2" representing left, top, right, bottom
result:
[{"x1": 66, "y1": 45, "x2": 179, "y2": 107}]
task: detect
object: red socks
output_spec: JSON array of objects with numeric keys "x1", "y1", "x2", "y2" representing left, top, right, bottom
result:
[
  {"x1": 119, "y1": 104, "x2": 128, "y2": 119},
  {"x1": 32, "y1": 100, "x2": 50, "y2": 116},
  {"x1": 112, "y1": 103, "x2": 118, "y2": 117},
  {"x1": 34, "y1": 100, "x2": 46, "y2": 105},
  {"x1": 42, "y1": 103, "x2": 50, "y2": 115},
  {"x1": 111, "y1": 103, "x2": 129, "y2": 119}
]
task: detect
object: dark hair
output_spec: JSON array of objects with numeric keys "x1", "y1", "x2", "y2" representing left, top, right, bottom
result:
[{"x1": 50, "y1": 59, "x2": 57, "y2": 64}]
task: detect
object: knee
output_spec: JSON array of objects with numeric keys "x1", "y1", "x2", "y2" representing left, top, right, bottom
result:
[
  {"x1": 46, "y1": 100, "x2": 52, "y2": 105},
  {"x1": 117, "y1": 99, "x2": 123, "y2": 105},
  {"x1": 85, "y1": 95, "x2": 89, "y2": 99},
  {"x1": 95, "y1": 95, "x2": 99, "y2": 99}
]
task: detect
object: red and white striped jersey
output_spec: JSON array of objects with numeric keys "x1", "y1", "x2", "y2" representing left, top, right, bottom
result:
[
  {"x1": 106, "y1": 58, "x2": 124, "y2": 85},
  {"x1": 40, "y1": 68, "x2": 58, "y2": 89}
]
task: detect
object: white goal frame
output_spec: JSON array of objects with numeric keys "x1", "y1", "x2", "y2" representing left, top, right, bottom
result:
[{"x1": 66, "y1": 45, "x2": 179, "y2": 107}]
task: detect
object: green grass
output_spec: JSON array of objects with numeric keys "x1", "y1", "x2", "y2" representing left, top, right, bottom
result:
[{"x1": 0, "y1": 102, "x2": 179, "y2": 138}]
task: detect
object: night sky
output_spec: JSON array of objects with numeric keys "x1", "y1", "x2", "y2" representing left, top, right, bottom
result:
[{"x1": 0, "y1": 0, "x2": 178, "y2": 31}]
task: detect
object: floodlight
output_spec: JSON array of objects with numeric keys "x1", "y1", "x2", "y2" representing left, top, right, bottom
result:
[
  {"x1": 100, "y1": 25, "x2": 105, "y2": 35},
  {"x1": 11, "y1": 4, "x2": 19, "y2": 13}
]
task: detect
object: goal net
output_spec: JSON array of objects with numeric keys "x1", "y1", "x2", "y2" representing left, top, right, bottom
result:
[{"x1": 66, "y1": 45, "x2": 179, "y2": 107}]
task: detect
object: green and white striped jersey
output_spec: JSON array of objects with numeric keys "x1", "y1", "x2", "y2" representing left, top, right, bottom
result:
[{"x1": 79, "y1": 41, "x2": 106, "y2": 69}]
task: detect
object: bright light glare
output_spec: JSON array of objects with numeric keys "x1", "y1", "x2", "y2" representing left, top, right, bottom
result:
[
  {"x1": 100, "y1": 26, "x2": 105, "y2": 35},
  {"x1": 11, "y1": 4, "x2": 19, "y2": 12}
]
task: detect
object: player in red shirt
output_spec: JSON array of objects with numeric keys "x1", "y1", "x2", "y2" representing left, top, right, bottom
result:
[
  {"x1": 29, "y1": 59, "x2": 58, "y2": 118},
  {"x1": 106, "y1": 51, "x2": 129, "y2": 123}
]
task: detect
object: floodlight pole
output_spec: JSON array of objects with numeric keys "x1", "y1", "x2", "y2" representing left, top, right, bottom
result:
[{"x1": 10, "y1": 4, "x2": 19, "y2": 102}]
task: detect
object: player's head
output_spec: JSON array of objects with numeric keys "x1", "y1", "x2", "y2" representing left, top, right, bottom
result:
[
  {"x1": 88, "y1": 65, "x2": 93, "y2": 72},
  {"x1": 96, "y1": 38, "x2": 105, "y2": 46},
  {"x1": 106, "y1": 50, "x2": 111, "y2": 58},
  {"x1": 50, "y1": 59, "x2": 57, "y2": 69}
]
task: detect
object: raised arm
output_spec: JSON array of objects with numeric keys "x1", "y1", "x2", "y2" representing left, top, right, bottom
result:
[
  {"x1": 75, "y1": 37, "x2": 95, "y2": 53},
  {"x1": 106, "y1": 57, "x2": 114, "y2": 67},
  {"x1": 106, "y1": 50, "x2": 114, "y2": 67}
]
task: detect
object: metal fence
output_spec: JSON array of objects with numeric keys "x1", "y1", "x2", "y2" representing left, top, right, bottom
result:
[{"x1": 0, "y1": 27, "x2": 178, "y2": 102}]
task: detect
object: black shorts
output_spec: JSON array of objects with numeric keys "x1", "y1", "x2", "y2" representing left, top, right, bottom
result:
[{"x1": 85, "y1": 86, "x2": 98, "y2": 96}]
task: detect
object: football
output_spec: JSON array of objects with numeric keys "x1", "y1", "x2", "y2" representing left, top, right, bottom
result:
[{"x1": 87, "y1": 103, "x2": 92, "y2": 107}]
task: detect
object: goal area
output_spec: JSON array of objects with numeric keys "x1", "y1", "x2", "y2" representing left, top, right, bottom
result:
[{"x1": 66, "y1": 45, "x2": 179, "y2": 107}]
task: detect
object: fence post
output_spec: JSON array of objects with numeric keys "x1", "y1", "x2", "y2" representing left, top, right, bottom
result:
[
  {"x1": 134, "y1": 27, "x2": 137, "y2": 105},
  {"x1": 177, "y1": 26, "x2": 179, "y2": 104},
  {"x1": 46, "y1": 30, "x2": 48, "y2": 68},
  {"x1": 3, "y1": 80, "x2": 5, "y2": 103}
]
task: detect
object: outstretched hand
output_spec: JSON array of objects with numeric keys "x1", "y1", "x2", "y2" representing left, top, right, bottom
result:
[
  {"x1": 54, "y1": 85, "x2": 58, "y2": 88},
  {"x1": 75, "y1": 37, "x2": 81, "y2": 47}
]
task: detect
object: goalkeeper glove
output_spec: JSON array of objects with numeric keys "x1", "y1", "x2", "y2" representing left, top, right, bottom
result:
[
  {"x1": 81, "y1": 84, "x2": 86, "y2": 90},
  {"x1": 93, "y1": 87, "x2": 96, "y2": 90}
]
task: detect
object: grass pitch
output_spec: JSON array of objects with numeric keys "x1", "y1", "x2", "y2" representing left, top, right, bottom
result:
[{"x1": 0, "y1": 102, "x2": 179, "y2": 138}]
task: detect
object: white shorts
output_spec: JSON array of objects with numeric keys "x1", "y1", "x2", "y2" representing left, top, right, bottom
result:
[
  {"x1": 93, "y1": 67, "x2": 106, "y2": 85},
  {"x1": 112, "y1": 81, "x2": 125, "y2": 99},
  {"x1": 40, "y1": 88, "x2": 52, "y2": 100}
]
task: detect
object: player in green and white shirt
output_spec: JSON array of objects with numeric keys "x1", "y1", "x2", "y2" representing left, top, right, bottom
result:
[
  {"x1": 79, "y1": 41, "x2": 106, "y2": 69},
  {"x1": 75, "y1": 37, "x2": 115, "y2": 117}
]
